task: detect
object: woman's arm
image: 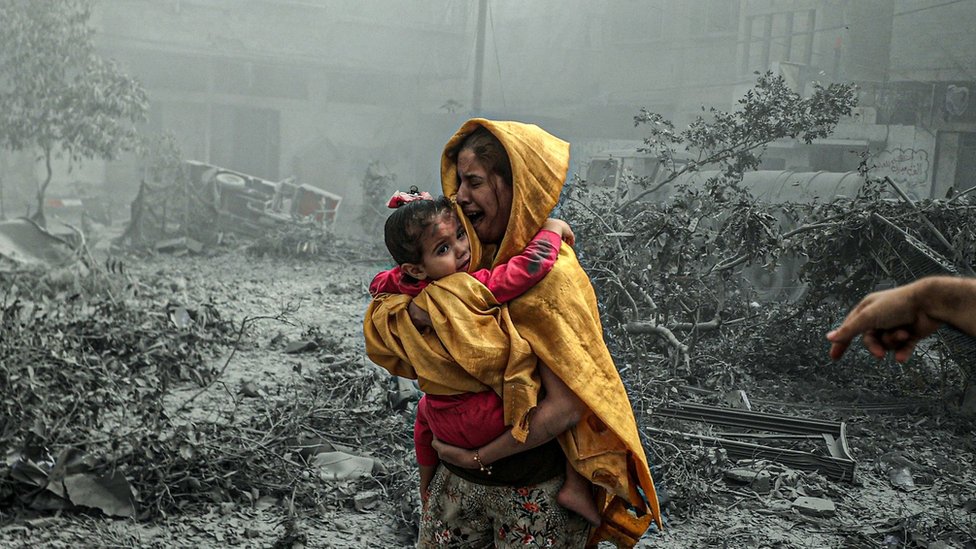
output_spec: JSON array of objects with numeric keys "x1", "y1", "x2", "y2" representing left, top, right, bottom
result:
[
  {"x1": 432, "y1": 363, "x2": 585, "y2": 468},
  {"x1": 407, "y1": 301, "x2": 433, "y2": 332}
]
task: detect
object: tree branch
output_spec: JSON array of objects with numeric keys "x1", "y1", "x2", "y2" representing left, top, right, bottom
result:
[
  {"x1": 623, "y1": 321, "x2": 690, "y2": 373},
  {"x1": 884, "y1": 176, "x2": 975, "y2": 276}
]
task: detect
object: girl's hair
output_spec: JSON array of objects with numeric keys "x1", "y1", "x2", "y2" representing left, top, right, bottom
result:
[
  {"x1": 448, "y1": 126, "x2": 512, "y2": 187},
  {"x1": 384, "y1": 195, "x2": 454, "y2": 265}
]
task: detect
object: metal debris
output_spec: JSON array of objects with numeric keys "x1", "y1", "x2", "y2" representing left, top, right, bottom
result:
[{"x1": 651, "y1": 401, "x2": 857, "y2": 481}]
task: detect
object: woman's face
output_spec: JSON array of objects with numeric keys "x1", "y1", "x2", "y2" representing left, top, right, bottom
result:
[{"x1": 455, "y1": 148, "x2": 513, "y2": 245}]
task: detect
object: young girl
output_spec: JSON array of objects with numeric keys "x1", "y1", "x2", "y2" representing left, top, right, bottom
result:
[{"x1": 370, "y1": 189, "x2": 601, "y2": 527}]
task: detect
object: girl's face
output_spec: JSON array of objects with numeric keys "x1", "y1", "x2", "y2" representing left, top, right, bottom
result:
[{"x1": 402, "y1": 211, "x2": 471, "y2": 281}]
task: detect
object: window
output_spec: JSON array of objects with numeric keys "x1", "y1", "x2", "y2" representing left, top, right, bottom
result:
[
  {"x1": 689, "y1": 0, "x2": 740, "y2": 36},
  {"x1": 742, "y1": 9, "x2": 815, "y2": 74},
  {"x1": 586, "y1": 158, "x2": 619, "y2": 187},
  {"x1": 117, "y1": 50, "x2": 209, "y2": 93},
  {"x1": 790, "y1": 10, "x2": 815, "y2": 64},
  {"x1": 210, "y1": 105, "x2": 280, "y2": 180},
  {"x1": 706, "y1": 0, "x2": 739, "y2": 34},
  {"x1": 214, "y1": 61, "x2": 308, "y2": 100}
]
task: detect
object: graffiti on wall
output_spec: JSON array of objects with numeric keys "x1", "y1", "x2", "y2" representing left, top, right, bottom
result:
[{"x1": 872, "y1": 148, "x2": 930, "y2": 196}]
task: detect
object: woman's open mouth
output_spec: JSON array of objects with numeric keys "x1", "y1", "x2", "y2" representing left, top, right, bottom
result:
[{"x1": 465, "y1": 211, "x2": 484, "y2": 226}]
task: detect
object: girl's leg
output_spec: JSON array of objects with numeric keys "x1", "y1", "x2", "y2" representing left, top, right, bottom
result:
[{"x1": 536, "y1": 363, "x2": 601, "y2": 526}]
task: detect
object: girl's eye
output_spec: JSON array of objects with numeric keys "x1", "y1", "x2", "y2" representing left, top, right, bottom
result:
[
  {"x1": 457, "y1": 229, "x2": 466, "y2": 239},
  {"x1": 436, "y1": 245, "x2": 449, "y2": 255}
]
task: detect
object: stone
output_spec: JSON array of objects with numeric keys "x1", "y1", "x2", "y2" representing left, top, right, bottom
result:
[
  {"x1": 284, "y1": 340, "x2": 317, "y2": 354},
  {"x1": 792, "y1": 496, "x2": 836, "y2": 518},
  {"x1": 724, "y1": 467, "x2": 771, "y2": 493},
  {"x1": 767, "y1": 500, "x2": 792, "y2": 513},
  {"x1": 888, "y1": 466, "x2": 915, "y2": 489},
  {"x1": 353, "y1": 490, "x2": 381, "y2": 512}
]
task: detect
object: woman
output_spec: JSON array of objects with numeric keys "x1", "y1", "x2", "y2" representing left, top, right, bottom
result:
[{"x1": 365, "y1": 120, "x2": 660, "y2": 547}]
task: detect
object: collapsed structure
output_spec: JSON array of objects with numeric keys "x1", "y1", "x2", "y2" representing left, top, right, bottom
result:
[{"x1": 118, "y1": 161, "x2": 342, "y2": 252}]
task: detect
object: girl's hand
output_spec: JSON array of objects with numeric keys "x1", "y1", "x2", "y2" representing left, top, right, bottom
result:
[
  {"x1": 431, "y1": 437, "x2": 478, "y2": 469},
  {"x1": 543, "y1": 218, "x2": 575, "y2": 247}
]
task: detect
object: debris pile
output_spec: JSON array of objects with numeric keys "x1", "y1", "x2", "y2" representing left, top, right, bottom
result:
[
  {"x1": 0, "y1": 218, "x2": 79, "y2": 271},
  {"x1": 0, "y1": 263, "x2": 232, "y2": 517},
  {"x1": 641, "y1": 387, "x2": 976, "y2": 547},
  {"x1": 116, "y1": 160, "x2": 343, "y2": 257},
  {"x1": 0, "y1": 260, "x2": 420, "y2": 539}
]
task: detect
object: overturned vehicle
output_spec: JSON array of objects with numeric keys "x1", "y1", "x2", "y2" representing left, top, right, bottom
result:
[{"x1": 119, "y1": 161, "x2": 342, "y2": 252}]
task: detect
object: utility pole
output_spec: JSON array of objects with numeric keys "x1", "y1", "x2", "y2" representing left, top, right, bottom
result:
[{"x1": 472, "y1": 0, "x2": 488, "y2": 113}]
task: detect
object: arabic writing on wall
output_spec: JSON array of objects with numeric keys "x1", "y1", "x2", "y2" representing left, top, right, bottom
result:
[{"x1": 872, "y1": 148, "x2": 929, "y2": 188}]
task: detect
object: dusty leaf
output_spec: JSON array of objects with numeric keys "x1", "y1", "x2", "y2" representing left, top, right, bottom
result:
[
  {"x1": 64, "y1": 471, "x2": 136, "y2": 518},
  {"x1": 255, "y1": 495, "x2": 277, "y2": 510},
  {"x1": 311, "y1": 451, "x2": 375, "y2": 481}
]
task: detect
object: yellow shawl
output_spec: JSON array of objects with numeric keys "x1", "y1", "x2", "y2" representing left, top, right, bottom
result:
[
  {"x1": 364, "y1": 274, "x2": 541, "y2": 440},
  {"x1": 365, "y1": 119, "x2": 660, "y2": 544}
]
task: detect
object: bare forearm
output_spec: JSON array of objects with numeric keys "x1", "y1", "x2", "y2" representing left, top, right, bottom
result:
[
  {"x1": 476, "y1": 406, "x2": 573, "y2": 464},
  {"x1": 478, "y1": 364, "x2": 585, "y2": 465},
  {"x1": 916, "y1": 276, "x2": 976, "y2": 336}
]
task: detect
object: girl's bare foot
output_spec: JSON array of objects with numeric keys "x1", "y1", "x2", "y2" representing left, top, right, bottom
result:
[{"x1": 557, "y1": 484, "x2": 602, "y2": 527}]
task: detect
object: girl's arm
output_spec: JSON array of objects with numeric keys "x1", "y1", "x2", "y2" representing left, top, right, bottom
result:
[
  {"x1": 369, "y1": 266, "x2": 428, "y2": 297},
  {"x1": 470, "y1": 224, "x2": 566, "y2": 303},
  {"x1": 419, "y1": 464, "x2": 437, "y2": 507}
]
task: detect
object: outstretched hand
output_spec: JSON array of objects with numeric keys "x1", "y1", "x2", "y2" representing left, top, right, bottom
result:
[
  {"x1": 431, "y1": 437, "x2": 479, "y2": 469},
  {"x1": 826, "y1": 283, "x2": 942, "y2": 363}
]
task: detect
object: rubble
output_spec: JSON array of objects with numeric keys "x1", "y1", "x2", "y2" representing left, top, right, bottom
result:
[
  {"x1": 388, "y1": 377, "x2": 421, "y2": 411},
  {"x1": 353, "y1": 490, "x2": 382, "y2": 512},
  {"x1": 791, "y1": 496, "x2": 836, "y2": 518},
  {"x1": 723, "y1": 467, "x2": 771, "y2": 493},
  {"x1": 723, "y1": 389, "x2": 752, "y2": 410},
  {"x1": 118, "y1": 160, "x2": 342, "y2": 253},
  {"x1": 284, "y1": 340, "x2": 317, "y2": 354},
  {"x1": 652, "y1": 401, "x2": 857, "y2": 481},
  {"x1": 154, "y1": 236, "x2": 204, "y2": 255},
  {"x1": 0, "y1": 217, "x2": 77, "y2": 270}
]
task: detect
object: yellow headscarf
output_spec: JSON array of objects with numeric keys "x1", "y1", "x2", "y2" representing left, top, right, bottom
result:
[{"x1": 366, "y1": 119, "x2": 660, "y2": 545}]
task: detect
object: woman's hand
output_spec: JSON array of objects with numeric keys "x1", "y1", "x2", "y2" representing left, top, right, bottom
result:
[
  {"x1": 408, "y1": 301, "x2": 433, "y2": 332},
  {"x1": 431, "y1": 437, "x2": 479, "y2": 469}
]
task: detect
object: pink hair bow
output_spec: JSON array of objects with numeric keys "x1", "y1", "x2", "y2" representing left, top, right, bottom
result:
[{"x1": 387, "y1": 187, "x2": 434, "y2": 209}]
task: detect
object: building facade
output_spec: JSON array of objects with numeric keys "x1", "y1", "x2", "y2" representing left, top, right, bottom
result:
[
  {"x1": 5, "y1": 0, "x2": 972, "y2": 223},
  {"x1": 92, "y1": 0, "x2": 475, "y2": 230},
  {"x1": 739, "y1": 0, "x2": 976, "y2": 199}
]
